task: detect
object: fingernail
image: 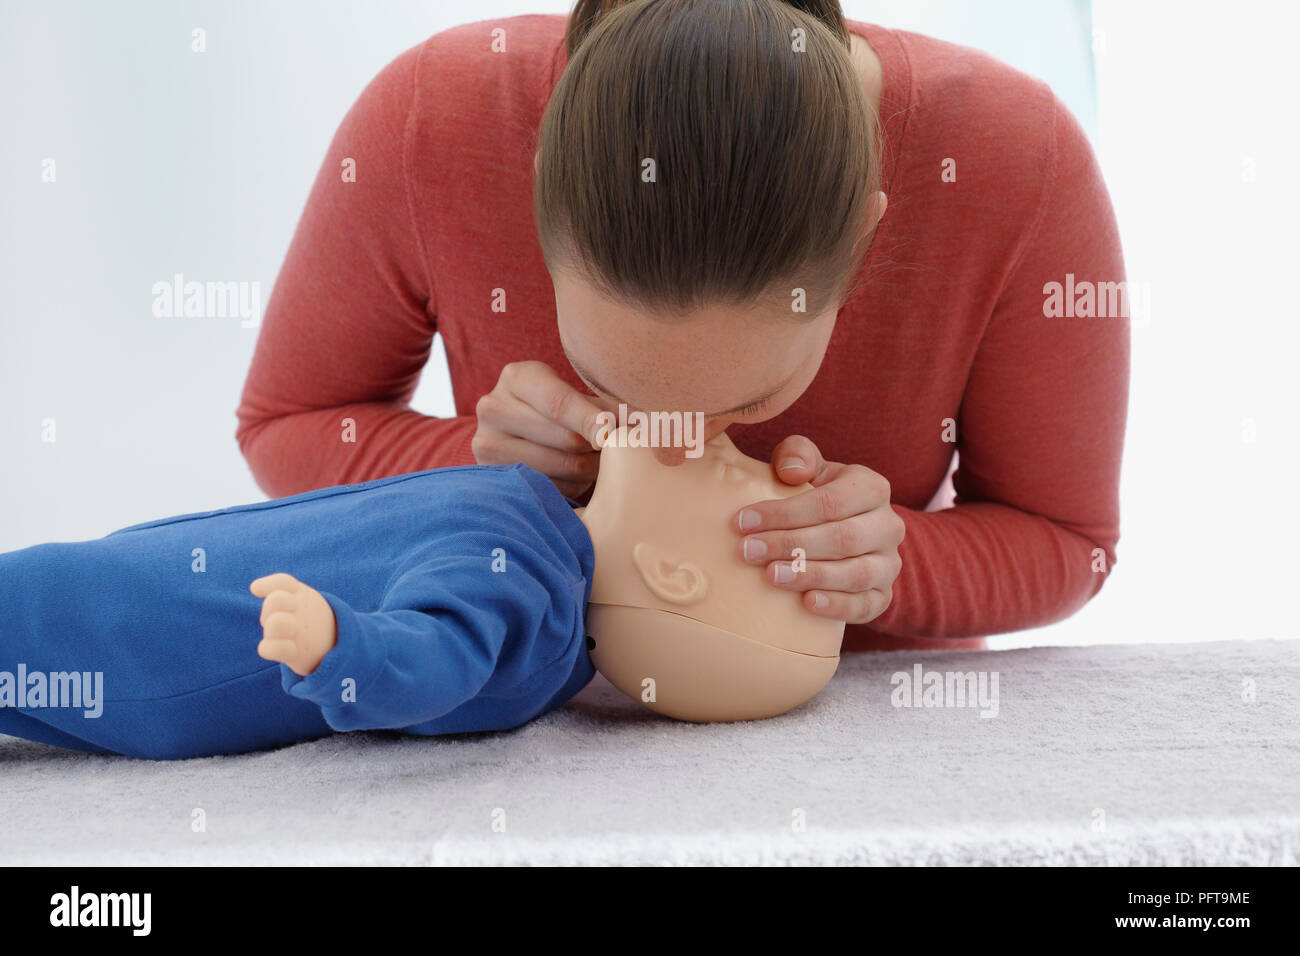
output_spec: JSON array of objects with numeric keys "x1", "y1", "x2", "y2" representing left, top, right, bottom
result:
[
  {"x1": 742, "y1": 537, "x2": 767, "y2": 562},
  {"x1": 738, "y1": 508, "x2": 762, "y2": 531},
  {"x1": 812, "y1": 592, "x2": 829, "y2": 609},
  {"x1": 777, "y1": 457, "x2": 806, "y2": 471},
  {"x1": 773, "y1": 563, "x2": 795, "y2": 584}
]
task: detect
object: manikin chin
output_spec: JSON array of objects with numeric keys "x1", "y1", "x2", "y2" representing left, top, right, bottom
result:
[{"x1": 577, "y1": 427, "x2": 846, "y2": 722}]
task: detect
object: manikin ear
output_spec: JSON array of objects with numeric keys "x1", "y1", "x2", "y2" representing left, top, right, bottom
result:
[{"x1": 631, "y1": 542, "x2": 709, "y2": 606}]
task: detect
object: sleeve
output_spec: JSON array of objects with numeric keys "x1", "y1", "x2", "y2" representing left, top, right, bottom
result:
[
  {"x1": 277, "y1": 547, "x2": 585, "y2": 732},
  {"x1": 234, "y1": 40, "x2": 477, "y2": 499},
  {"x1": 865, "y1": 94, "x2": 1130, "y2": 640}
]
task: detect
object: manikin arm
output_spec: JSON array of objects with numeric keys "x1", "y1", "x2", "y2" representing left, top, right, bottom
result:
[
  {"x1": 252, "y1": 570, "x2": 495, "y2": 731},
  {"x1": 248, "y1": 552, "x2": 586, "y2": 732}
]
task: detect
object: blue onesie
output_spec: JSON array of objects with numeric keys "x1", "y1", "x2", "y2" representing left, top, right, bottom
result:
[{"x1": 0, "y1": 464, "x2": 595, "y2": 759}]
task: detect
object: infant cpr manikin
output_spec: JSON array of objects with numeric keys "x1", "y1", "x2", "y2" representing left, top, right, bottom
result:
[{"x1": 578, "y1": 427, "x2": 846, "y2": 722}]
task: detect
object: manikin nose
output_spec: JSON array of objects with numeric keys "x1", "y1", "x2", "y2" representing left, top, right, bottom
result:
[{"x1": 652, "y1": 444, "x2": 688, "y2": 467}]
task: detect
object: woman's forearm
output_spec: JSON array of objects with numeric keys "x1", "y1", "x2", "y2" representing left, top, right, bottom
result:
[
  {"x1": 863, "y1": 500, "x2": 1115, "y2": 641},
  {"x1": 236, "y1": 404, "x2": 477, "y2": 498}
]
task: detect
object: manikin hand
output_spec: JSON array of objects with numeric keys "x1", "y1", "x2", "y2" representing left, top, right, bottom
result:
[
  {"x1": 735, "y1": 435, "x2": 905, "y2": 625},
  {"x1": 249, "y1": 573, "x2": 338, "y2": 676}
]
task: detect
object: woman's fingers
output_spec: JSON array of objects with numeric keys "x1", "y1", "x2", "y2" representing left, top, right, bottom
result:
[
  {"x1": 761, "y1": 552, "x2": 902, "y2": 596},
  {"x1": 766, "y1": 433, "x2": 827, "y2": 485},
  {"x1": 739, "y1": 508, "x2": 905, "y2": 564},
  {"x1": 475, "y1": 387, "x2": 594, "y2": 454},
  {"x1": 498, "y1": 360, "x2": 612, "y2": 449},
  {"x1": 471, "y1": 360, "x2": 615, "y2": 495},
  {"x1": 734, "y1": 437, "x2": 906, "y2": 626},
  {"x1": 472, "y1": 432, "x2": 600, "y2": 486},
  {"x1": 734, "y1": 463, "x2": 890, "y2": 533},
  {"x1": 800, "y1": 585, "x2": 893, "y2": 624}
]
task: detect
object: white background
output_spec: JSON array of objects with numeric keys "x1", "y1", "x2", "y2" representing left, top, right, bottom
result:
[{"x1": 1, "y1": 0, "x2": 1296, "y2": 648}]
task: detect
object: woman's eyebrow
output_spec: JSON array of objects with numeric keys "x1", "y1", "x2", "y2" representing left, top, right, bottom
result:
[{"x1": 564, "y1": 350, "x2": 791, "y2": 417}]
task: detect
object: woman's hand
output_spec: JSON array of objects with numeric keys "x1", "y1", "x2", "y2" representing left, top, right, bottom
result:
[
  {"x1": 734, "y1": 435, "x2": 904, "y2": 625},
  {"x1": 471, "y1": 360, "x2": 616, "y2": 500}
]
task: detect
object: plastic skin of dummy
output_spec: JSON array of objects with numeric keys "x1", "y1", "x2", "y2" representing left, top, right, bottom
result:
[
  {"x1": 576, "y1": 427, "x2": 846, "y2": 722},
  {"x1": 257, "y1": 427, "x2": 845, "y2": 724}
]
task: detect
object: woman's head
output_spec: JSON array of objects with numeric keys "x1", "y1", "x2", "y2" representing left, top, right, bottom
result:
[{"x1": 535, "y1": 0, "x2": 884, "y2": 446}]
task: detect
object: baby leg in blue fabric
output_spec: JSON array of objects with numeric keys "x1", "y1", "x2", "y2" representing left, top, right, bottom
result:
[{"x1": 0, "y1": 538, "x2": 333, "y2": 760}]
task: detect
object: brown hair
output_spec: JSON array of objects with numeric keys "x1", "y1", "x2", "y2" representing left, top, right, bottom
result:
[{"x1": 534, "y1": 0, "x2": 881, "y2": 320}]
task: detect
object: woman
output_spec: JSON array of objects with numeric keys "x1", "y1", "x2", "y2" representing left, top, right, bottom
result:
[{"x1": 235, "y1": 0, "x2": 1128, "y2": 653}]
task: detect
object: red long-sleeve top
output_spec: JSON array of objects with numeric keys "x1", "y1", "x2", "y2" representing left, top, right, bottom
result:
[{"x1": 235, "y1": 15, "x2": 1129, "y2": 653}]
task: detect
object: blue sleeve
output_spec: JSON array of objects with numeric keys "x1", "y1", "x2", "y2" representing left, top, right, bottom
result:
[{"x1": 276, "y1": 546, "x2": 588, "y2": 732}]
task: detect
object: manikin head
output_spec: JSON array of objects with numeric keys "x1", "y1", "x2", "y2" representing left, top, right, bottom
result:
[{"x1": 577, "y1": 427, "x2": 845, "y2": 721}]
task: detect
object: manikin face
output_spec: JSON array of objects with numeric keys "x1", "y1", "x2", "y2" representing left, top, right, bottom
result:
[{"x1": 576, "y1": 427, "x2": 845, "y2": 722}]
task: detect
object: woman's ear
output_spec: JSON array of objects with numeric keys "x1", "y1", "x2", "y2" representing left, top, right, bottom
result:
[{"x1": 631, "y1": 542, "x2": 709, "y2": 605}]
